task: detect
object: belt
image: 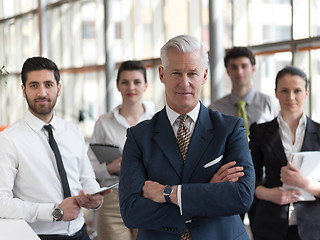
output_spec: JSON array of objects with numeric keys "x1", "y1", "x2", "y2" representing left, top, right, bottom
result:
[{"x1": 38, "y1": 224, "x2": 87, "y2": 240}]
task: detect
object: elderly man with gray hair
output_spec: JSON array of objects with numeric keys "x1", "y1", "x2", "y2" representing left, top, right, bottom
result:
[{"x1": 119, "y1": 35, "x2": 255, "y2": 240}]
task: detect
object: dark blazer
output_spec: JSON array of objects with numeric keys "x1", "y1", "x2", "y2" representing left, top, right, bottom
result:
[
  {"x1": 119, "y1": 103, "x2": 255, "y2": 240},
  {"x1": 249, "y1": 117, "x2": 320, "y2": 240}
]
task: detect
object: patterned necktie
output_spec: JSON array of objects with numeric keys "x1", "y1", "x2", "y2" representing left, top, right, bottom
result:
[
  {"x1": 177, "y1": 115, "x2": 192, "y2": 240},
  {"x1": 177, "y1": 114, "x2": 191, "y2": 163},
  {"x1": 44, "y1": 124, "x2": 71, "y2": 198},
  {"x1": 237, "y1": 99, "x2": 249, "y2": 139}
]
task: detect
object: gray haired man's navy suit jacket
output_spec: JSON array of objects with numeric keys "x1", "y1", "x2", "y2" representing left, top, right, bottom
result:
[{"x1": 119, "y1": 103, "x2": 255, "y2": 240}]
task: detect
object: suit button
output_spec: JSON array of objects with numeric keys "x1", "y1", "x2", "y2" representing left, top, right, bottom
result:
[{"x1": 161, "y1": 226, "x2": 168, "y2": 231}]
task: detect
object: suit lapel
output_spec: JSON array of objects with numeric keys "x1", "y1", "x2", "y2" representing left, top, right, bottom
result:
[
  {"x1": 265, "y1": 119, "x2": 287, "y2": 166},
  {"x1": 153, "y1": 108, "x2": 183, "y2": 177},
  {"x1": 181, "y1": 105, "x2": 214, "y2": 183},
  {"x1": 265, "y1": 117, "x2": 320, "y2": 165},
  {"x1": 302, "y1": 117, "x2": 320, "y2": 151}
]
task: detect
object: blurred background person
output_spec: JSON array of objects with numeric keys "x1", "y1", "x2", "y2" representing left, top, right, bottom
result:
[
  {"x1": 210, "y1": 47, "x2": 279, "y2": 137},
  {"x1": 249, "y1": 66, "x2": 320, "y2": 240},
  {"x1": 88, "y1": 60, "x2": 153, "y2": 240}
]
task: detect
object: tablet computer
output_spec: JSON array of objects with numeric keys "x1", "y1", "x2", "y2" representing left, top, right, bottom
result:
[
  {"x1": 90, "y1": 143, "x2": 122, "y2": 164},
  {"x1": 282, "y1": 151, "x2": 320, "y2": 201},
  {"x1": 91, "y1": 182, "x2": 119, "y2": 195}
]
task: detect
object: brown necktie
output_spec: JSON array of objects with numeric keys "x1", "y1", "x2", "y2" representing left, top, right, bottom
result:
[
  {"x1": 177, "y1": 114, "x2": 191, "y2": 163},
  {"x1": 176, "y1": 115, "x2": 192, "y2": 240}
]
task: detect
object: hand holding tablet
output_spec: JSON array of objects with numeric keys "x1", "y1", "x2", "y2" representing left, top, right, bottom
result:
[{"x1": 91, "y1": 182, "x2": 119, "y2": 196}]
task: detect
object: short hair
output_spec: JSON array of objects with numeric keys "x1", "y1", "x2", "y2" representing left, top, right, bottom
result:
[
  {"x1": 275, "y1": 66, "x2": 308, "y2": 91},
  {"x1": 224, "y1": 47, "x2": 256, "y2": 68},
  {"x1": 21, "y1": 57, "x2": 60, "y2": 87},
  {"x1": 160, "y1": 34, "x2": 209, "y2": 70},
  {"x1": 116, "y1": 60, "x2": 147, "y2": 83}
]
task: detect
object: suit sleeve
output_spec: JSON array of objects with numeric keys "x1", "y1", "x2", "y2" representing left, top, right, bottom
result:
[
  {"x1": 119, "y1": 127, "x2": 186, "y2": 234},
  {"x1": 0, "y1": 133, "x2": 54, "y2": 222},
  {"x1": 249, "y1": 123, "x2": 264, "y2": 187},
  {"x1": 180, "y1": 117, "x2": 255, "y2": 219}
]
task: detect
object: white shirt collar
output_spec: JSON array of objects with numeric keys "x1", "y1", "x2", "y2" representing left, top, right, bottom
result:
[
  {"x1": 24, "y1": 109, "x2": 58, "y2": 133},
  {"x1": 277, "y1": 112, "x2": 307, "y2": 155},
  {"x1": 165, "y1": 102, "x2": 200, "y2": 127},
  {"x1": 111, "y1": 103, "x2": 153, "y2": 128},
  {"x1": 277, "y1": 112, "x2": 307, "y2": 129}
]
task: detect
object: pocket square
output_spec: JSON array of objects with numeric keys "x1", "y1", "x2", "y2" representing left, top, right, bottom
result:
[{"x1": 204, "y1": 155, "x2": 223, "y2": 168}]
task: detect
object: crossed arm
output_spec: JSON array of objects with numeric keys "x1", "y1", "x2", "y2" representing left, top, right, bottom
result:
[{"x1": 143, "y1": 161, "x2": 244, "y2": 205}]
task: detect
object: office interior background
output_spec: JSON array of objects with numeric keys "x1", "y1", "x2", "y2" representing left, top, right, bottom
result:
[{"x1": 0, "y1": 0, "x2": 320, "y2": 140}]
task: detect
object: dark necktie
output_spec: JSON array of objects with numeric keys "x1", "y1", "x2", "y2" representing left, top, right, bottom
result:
[
  {"x1": 44, "y1": 124, "x2": 71, "y2": 198},
  {"x1": 176, "y1": 115, "x2": 192, "y2": 240}
]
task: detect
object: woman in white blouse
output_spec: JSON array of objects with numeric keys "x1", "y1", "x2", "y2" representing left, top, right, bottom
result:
[
  {"x1": 249, "y1": 66, "x2": 320, "y2": 240},
  {"x1": 88, "y1": 60, "x2": 153, "y2": 240}
]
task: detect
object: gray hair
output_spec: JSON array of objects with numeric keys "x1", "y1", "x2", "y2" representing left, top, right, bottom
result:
[{"x1": 160, "y1": 35, "x2": 209, "y2": 70}]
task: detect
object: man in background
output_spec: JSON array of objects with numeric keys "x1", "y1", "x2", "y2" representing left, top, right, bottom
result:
[
  {"x1": 0, "y1": 57, "x2": 110, "y2": 240},
  {"x1": 210, "y1": 47, "x2": 279, "y2": 137}
]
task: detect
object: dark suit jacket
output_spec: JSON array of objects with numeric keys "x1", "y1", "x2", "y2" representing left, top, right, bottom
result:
[
  {"x1": 119, "y1": 103, "x2": 255, "y2": 240},
  {"x1": 249, "y1": 117, "x2": 320, "y2": 240}
]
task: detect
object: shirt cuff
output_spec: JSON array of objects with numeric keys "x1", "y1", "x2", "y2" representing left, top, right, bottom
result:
[
  {"x1": 37, "y1": 203, "x2": 55, "y2": 221},
  {"x1": 177, "y1": 185, "x2": 182, "y2": 215}
]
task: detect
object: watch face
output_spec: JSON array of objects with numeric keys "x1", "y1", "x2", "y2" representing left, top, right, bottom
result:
[
  {"x1": 52, "y1": 207, "x2": 63, "y2": 220},
  {"x1": 163, "y1": 186, "x2": 173, "y2": 195}
]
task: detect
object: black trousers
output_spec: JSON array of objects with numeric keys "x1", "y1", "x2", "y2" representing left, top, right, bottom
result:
[
  {"x1": 38, "y1": 224, "x2": 90, "y2": 240},
  {"x1": 286, "y1": 225, "x2": 301, "y2": 240},
  {"x1": 253, "y1": 225, "x2": 301, "y2": 240}
]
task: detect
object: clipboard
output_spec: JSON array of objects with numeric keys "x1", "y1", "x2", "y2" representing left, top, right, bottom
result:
[
  {"x1": 282, "y1": 151, "x2": 320, "y2": 201},
  {"x1": 90, "y1": 143, "x2": 122, "y2": 164}
]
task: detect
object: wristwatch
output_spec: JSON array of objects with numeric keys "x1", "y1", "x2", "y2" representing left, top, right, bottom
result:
[
  {"x1": 52, "y1": 204, "x2": 63, "y2": 222},
  {"x1": 163, "y1": 185, "x2": 173, "y2": 203}
]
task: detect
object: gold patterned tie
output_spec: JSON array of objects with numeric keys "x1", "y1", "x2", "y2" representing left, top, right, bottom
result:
[
  {"x1": 177, "y1": 114, "x2": 191, "y2": 163},
  {"x1": 177, "y1": 115, "x2": 192, "y2": 240},
  {"x1": 237, "y1": 99, "x2": 249, "y2": 139}
]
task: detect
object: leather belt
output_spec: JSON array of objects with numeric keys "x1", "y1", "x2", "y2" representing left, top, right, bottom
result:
[{"x1": 38, "y1": 224, "x2": 87, "y2": 240}]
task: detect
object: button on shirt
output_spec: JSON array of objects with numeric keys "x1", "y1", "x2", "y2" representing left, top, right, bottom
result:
[{"x1": 0, "y1": 110, "x2": 101, "y2": 235}]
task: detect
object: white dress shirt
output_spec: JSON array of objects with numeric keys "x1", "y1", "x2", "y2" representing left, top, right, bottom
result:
[
  {"x1": 165, "y1": 102, "x2": 200, "y2": 215},
  {"x1": 88, "y1": 104, "x2": 153, "y2": 187},
  {"x1": 0, "y1": 110, "x2": 101, "y2": 235},
  {"x1": 277, "y1": 112, "x2": 307, "y2": 225}
]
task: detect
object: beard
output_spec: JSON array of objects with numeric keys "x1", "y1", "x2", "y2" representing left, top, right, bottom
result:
[{"x1": 25, "y1": 92, "x2": 58, "y2": 119}]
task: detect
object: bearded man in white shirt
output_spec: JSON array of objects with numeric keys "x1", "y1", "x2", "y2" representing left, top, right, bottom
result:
[{"x1": 0, "y1": 57, "x2": 110, "y2": 240}]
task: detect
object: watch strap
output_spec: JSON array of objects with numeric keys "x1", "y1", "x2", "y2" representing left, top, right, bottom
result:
[{"x1": 164, "y1": 185, "x2": 173, "y2": 203}]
